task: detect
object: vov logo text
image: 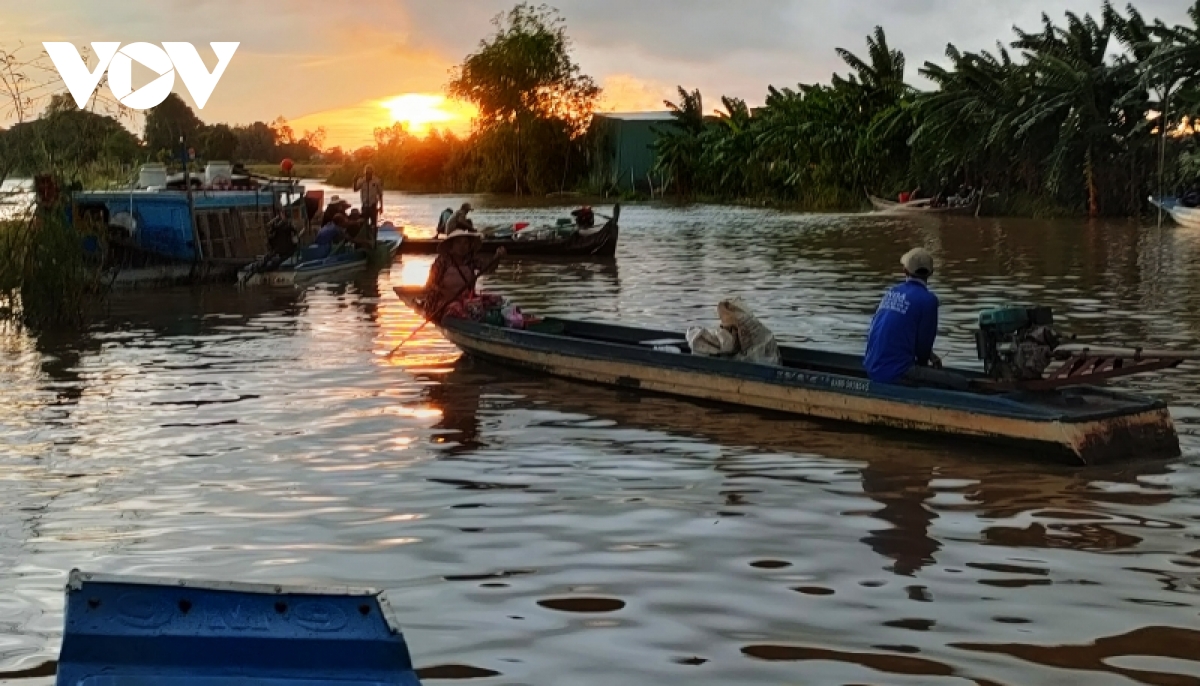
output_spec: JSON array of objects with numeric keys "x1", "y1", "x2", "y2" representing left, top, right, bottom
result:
[{"x1": 43, "y1": 42, "x2": 239, "y2": 111}]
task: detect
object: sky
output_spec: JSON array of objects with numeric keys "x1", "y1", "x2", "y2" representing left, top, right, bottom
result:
[{"x1": 0, "y1": 0, "x2": 1192, "y2": 150}]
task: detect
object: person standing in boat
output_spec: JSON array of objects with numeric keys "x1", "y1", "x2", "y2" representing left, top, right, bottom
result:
[
  {"x1": 423, "y1": 230, "x2": 505, "y2": 323},
  {"x1": 863, "y1": 248, "x2": 968, "y2": 391},
  {"x1": 353, "y1": 165, "x2": 384, "y2": 241}
]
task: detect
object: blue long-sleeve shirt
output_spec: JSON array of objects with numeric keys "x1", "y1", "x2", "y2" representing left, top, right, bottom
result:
[{"x1": 863, "y1": 279, "x2": 939, "y2": 383}]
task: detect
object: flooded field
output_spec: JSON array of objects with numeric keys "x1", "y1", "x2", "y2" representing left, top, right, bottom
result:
[{"x1": 1, "y1": 188, "x2": 1199, "y2": 685}]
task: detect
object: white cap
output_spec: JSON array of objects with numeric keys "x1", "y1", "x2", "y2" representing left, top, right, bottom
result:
[{"x1": 901, "y1": 248, "x2": 934, "y2": 276}]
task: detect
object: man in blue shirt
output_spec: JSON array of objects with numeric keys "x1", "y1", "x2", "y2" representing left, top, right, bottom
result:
[{"x1": 863, "y1": 248, "x2": 968, "y2": 390}]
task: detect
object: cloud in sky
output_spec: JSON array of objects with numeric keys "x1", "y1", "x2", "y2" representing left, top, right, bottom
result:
[{"x1": 0, "y1": 0, "x2": 1193, "y2": 148}]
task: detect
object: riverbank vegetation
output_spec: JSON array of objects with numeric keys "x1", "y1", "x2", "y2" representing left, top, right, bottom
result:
[{"x1": 654, "y1": 3, "x2": 1200, "y2": 216}]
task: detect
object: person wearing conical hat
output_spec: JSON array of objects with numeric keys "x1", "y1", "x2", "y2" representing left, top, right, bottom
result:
[
  {"x1": 422, "y1": 230, "x2": 506, "y2": 323},
  {"x1": 863, "y1": 248, "x2": 967, "y2": 390}
]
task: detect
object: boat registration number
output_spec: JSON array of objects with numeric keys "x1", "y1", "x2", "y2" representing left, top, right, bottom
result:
[{"x1": 775, "y1": 369, "x2": 871, "y2": 393}]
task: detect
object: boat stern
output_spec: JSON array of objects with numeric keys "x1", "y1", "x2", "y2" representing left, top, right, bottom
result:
[{"x1": 1059, "y1": 405, "x2": 1180, "y2": 465}]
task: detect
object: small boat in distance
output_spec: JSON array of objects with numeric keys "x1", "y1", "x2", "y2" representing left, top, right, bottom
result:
[
  {"x1": 399, "y1": 204, "x2": 619, "y2": 258},
  {"x1": 394, "y1": 288, "x2": 1187, "y2": 465},
  {"x1": 869, "y1": 193, "x2": 980, "y2": 216},
  {"x1": 1149, "y1": 196, "x2": 1200, "y2": 229}
]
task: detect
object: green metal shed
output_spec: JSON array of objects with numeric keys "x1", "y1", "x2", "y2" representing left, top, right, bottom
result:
[{"x1": 588, "y1": 112, "x2": 675, "y2": 193}]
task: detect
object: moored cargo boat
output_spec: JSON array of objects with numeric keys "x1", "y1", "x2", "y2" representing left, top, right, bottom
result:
[{"x1": 394, "y1": 287, "x2": 1183, "y2": 464}]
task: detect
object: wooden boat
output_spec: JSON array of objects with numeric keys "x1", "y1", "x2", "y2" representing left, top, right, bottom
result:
[
  {"x1": 1149, "y1": 196, "x2": 1200, "y2": 229},
  {"x1": 57, "y1": 569, "x2": 421, "y2": 685},
  {"x1": 240, "y1": 238, "x2": 400, "y2": 287},
  {"x1": 393, "y1": 286, "x2": 1180, "y2": 465},
  {"x1": 869, "y1": 194, "x2": 980, "y2": 216},
  {"x1": 399, "y1": 205, "x2": 619, "y2": 258}
]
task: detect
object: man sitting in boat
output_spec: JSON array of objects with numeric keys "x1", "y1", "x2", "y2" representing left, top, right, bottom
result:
[
  {"x1": 571, "y1": 206, "x2": 595, "y2": 229},
  {"x1": 444, "y1": 203, "x2": 475, "y2": 234},
  {"x1": 1182, "y1": 186, "x2": 1200, "y2": 209},
  {"x1": 863, "y1": 248, "x2": 968, "y2": 391},
  {"x1": 423, "y1": 230, "x2": 506, "y2": 323},
  {"x1": 312, "y1": 196, "x2": 369, "y2": 257}
]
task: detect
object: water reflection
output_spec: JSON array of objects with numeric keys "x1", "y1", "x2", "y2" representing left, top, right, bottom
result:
[{"x1": 0, "y1": 192, "x2": 1199, "y2": 684}]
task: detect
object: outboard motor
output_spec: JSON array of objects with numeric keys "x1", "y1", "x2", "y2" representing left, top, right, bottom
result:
[{"x1": 975, "y1": 305, "x2": 1061, "y2": 381}]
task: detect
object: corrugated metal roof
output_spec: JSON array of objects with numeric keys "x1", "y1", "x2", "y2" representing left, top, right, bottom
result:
[{"x1": 593, "y1": 111, "x2": 676, "y2": 121}]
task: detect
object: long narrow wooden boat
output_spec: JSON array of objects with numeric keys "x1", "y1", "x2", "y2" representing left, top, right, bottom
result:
[
  {"x1": 57, "y1": 569, "x2": 421, "y2": 685},
  {"x1": 399, "y1": 205, "x2": 619, "y2": 258},
  {"x1": 1149, "y1": 196, "x2": 1200, "y2": 229},
  {"x1": 240, "y1": 238, "x2": 400, "y2": 287},
  {"x1": 393, "y1": 287, "x2": 1179, "y2": 465},
  {"x1": 869, "y1": 194, "x2": 980, "y2": 216}
]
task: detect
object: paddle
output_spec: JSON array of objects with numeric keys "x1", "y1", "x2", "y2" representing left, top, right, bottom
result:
[{"x1": 386, "y1": 250, "x2": 506, "y2": 358}]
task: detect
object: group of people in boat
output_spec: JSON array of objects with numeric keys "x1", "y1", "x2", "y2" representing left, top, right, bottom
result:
[{"x1": 310, "y1": 165, "x2": 387, "y2": 258}]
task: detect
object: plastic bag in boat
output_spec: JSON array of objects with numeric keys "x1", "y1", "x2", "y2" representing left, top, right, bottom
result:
[
  {"x1": 501, "y1": 304, "x2": 525, "y2": 329},
  {"x1": 686, "y1": 326, "x2": 737, "y2": 356},
  {"x1": 718, "y1": 297, "x2": 781, "y2": 365}
]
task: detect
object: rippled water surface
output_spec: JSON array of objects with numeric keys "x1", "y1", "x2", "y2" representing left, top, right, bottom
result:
[{"x1": 2, "y1": 187, "x2": 1200, "y2": 685}]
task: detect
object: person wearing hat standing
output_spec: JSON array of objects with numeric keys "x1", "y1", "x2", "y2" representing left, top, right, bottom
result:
[
  {"x1": 863, "y1": 248, "x2": 967, "y2": 390},
  {"x1": 353, "y1": 165, "x2": 383, "y2": 242},
  {"x1": 423, "y1": 231, "x2": 506, "y2": 323}
]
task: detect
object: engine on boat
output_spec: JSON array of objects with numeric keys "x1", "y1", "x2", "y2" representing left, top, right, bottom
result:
[{"x1": 975, "y1": 305, "x2": 1061, "y2": 380}]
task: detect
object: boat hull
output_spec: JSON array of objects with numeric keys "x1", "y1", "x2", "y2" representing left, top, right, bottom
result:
[
  {"x1": 869, "y1": 194, "x2": 980, "y2": 215},
  {"x1": 435, "y1": 318, "x2": 1178, "y2": 464},
  {"x1": 241, "y1": 239, "x2": 400, "y2": 287},
  {"x1": 400, "y1": 210, "x2": 619, "y2": 258}
]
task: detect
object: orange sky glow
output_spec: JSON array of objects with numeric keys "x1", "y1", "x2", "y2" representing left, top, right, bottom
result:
[{"x1": 290, "y1": 75, "x2": 673, "y2": 151}]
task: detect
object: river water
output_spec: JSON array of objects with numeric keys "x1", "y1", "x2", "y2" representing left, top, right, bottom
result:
[{"x1": 2, "y1": 187, "x2": 1200, "y2": 685}]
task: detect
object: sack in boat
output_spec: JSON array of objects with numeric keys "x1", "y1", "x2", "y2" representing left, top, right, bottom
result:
[
  {"x1": 687, "y1": 326, "x2": 737, "y2": 356},
  {"x1": 717, "y1": 297, "x2": 782, "y2": 366}
]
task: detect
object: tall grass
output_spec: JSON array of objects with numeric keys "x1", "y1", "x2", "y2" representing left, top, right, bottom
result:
[{"x1": 0, "y1": 199, "x2": 109, "y2": 329}]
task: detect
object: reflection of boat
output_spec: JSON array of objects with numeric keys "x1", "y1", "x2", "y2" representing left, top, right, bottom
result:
[
  {"x1": 869, "y1": 194, "x2": 980, "y2": 216},
  {"x1": 430, "y1": 357, "x2": 1178, "y2": 569},
  {"x1": 58, "y1": 570, "x2": 421, "y2": 685},
  {"x1": 392, "y1": 300, "x2": 1178, "y2": 464},
  {"x1": 239, "y1": 238, "x2": 400, "y2": 287},
  {"x1": 399, "y1": 205, "x2": 619, "y2": 258},
  {"x1": 1149, "y1": 197, "x2": 1200, "y2": 229}
]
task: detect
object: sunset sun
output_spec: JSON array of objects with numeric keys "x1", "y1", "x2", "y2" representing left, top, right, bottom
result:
[{"x1": 380, "y1": 94, "x2": 474, "y2": 135}]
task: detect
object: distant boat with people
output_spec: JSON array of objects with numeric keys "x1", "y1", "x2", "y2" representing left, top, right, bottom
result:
[
  {"x1": 868, "y1": 192, "x2": 981, "y2": 216},
  {"x1": 399, "y1": 204, "x2": 620, "y2": 258}
]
